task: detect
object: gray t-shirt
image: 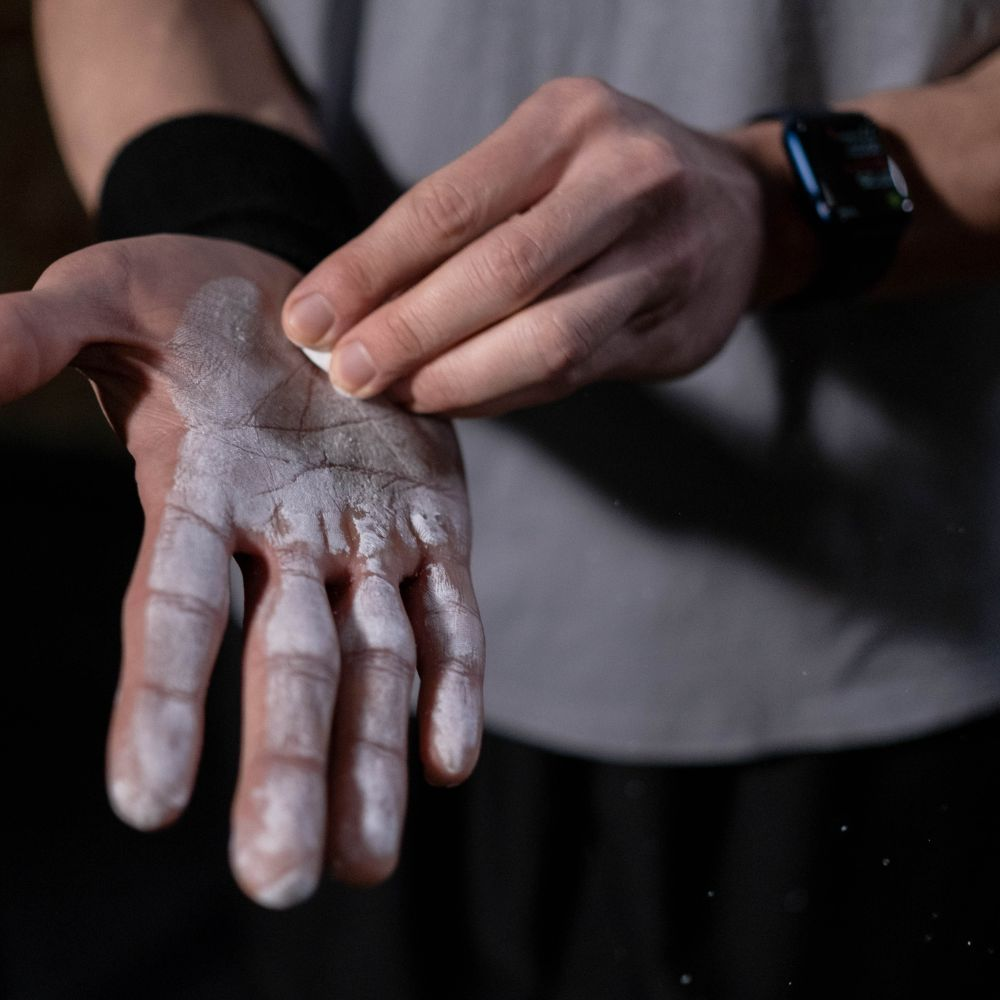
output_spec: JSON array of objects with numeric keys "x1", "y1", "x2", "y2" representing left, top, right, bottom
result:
[{"x1": 259, "y1": 0, "x2": 1000, "y2": 762}]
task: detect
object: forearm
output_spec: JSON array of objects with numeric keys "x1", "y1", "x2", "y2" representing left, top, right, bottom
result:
[
  {"x1": 728, "y1": 48, "x2": 1000, "y2": 303},
  {"x1": 33, "y1": 0, "x2": 322, "y2": 212}
]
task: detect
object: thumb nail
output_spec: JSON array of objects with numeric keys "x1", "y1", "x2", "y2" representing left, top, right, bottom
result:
[{"x1": 285, "y1": 292, "x2": 335, "y2": 345}]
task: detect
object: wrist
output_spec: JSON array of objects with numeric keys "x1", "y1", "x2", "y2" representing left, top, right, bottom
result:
[
  {"x1": 723, "y1": 119, "x2": 822, "y2": 307},
  {"x1": 97, "y1": 115, "x2": 357, "y2": 272}
]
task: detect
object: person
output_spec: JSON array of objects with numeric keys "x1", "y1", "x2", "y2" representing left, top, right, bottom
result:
[
  {"x1": 8, "y1": 0, "x2": 488, "y2": 913},
  {"x1": 13, "y1": 0, "x2": 1000, "y2": 996}
]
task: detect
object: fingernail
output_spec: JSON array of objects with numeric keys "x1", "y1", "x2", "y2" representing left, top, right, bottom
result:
[
  {"x1": 286, "y1": 292, "x2": 335, "y2": 345},
  {"x1": 332, "y1": 340, "x2": 377, "y2": 394}
]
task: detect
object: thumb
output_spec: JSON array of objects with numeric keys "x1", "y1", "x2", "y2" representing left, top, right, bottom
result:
[{"x1": 0, "y1": 287, "x2": 89, "y2": 405}]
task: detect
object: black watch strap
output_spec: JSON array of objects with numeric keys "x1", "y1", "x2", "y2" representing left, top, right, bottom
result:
[
  {"x1": 807, "y1": 204, "x2": 908, "y2": 299},
  {"x1": 98, "y1": 114, "x2": 358, "y2": 272}
]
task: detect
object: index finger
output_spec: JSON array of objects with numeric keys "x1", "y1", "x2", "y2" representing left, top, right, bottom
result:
[{"x1": 282, "y1": 89, "x2": 572, "y2": 349}]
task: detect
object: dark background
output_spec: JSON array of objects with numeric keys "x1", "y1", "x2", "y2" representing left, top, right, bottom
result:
[
  {"x1": 3, "y1": 6, "x2": 999, "y2": 998},
  {"x1": 0, "y1": 0, "x2": 105, "y2": 453},
  {"x1": 0, "y1": 7, "x2": 247, "y2": 995}
]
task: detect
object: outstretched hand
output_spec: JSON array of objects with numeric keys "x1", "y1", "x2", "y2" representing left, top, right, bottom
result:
[
  {"x1": 282, "y1": 76, "x2": 769, "y2": 415},
  {"x1": 0, "y1": 235, "x2": 484, "y2": 906}
]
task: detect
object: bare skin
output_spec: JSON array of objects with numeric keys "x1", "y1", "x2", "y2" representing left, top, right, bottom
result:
[
  {"x1": 0, "y1": 234, "x2": 484, "y2": 907},
  {"x1": 284, "y1": 54, "x2": 1000, "y2": 416},
  {"x1": 284, "y1": 77, "x2": 773, "y2": 416}
]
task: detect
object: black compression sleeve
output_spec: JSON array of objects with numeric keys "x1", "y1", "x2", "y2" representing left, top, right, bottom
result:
[{"x1": 97, "y1": 114, "x2": 358, "y2": 272}]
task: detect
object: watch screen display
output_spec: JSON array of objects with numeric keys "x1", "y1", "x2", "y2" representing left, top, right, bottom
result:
[{"x1": 785, "y1": 114, "x2": 913, "y2": 226}]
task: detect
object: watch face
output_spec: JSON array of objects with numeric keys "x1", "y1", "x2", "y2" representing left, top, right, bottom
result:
[{"x1": 785, "y1": 113, "x2": 914, "y2": 227}]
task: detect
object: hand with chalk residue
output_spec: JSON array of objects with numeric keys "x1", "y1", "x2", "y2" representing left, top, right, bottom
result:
[{"x1": 0, "y1": 235, "x2": 484, "y2": 907}]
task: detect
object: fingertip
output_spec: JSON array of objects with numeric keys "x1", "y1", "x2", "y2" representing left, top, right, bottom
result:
[
  {"x1": 106, "y1": 691, "x2": 199, "y2": 831},
  {"x1": 329, "y1": 340, "x2": 379, "y2": 397},
  {"x1": 250, "y1": 868, "x2": 320, "y2": 910},
  {"x1": 423, "y1": 760, "x2": 474, "y2": 790},
  {"x1": 232, "y1": 849, "x2": 321, "y2": 910},
  {"x1": 283, "y1": 290, "x2": 336, "y2": 347},
  {"x1": 330, "y1": 377, "x2": 360, "y2": 398},
  {"x1": 231, "y1": 762, "x2": 328, "y2": 909},
  {"x1": 328, "y1": 743, "x2": 407, "y2": 886},
  {"x1": 108, "y1": 775, "x2": 184, "y2": 832},
  {"x1": 329, "y1": 843, "x2": 401, "y2": 887},
  {"x1": 421, "y1": 686, "x2": 483, "y2": 787},
  {"x1": 327, "y1": 368, "x2": 372, "y2": 399}
]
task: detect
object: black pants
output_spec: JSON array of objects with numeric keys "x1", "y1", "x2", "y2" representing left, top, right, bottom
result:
[
  {"x1": 248, "y1": 719, "x2": 1000, "y2": 1000},
  {"x1": 4, "y1": 446, "x2": 999, "y2": 999}
]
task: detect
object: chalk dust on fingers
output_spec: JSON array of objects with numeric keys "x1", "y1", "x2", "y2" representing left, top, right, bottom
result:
[
  {"x1": 412, "y1": 562, "x2": 485, "y2": 780},
  {"x1": 133, "y1": 275, "x2": 477, "y2": 899}
]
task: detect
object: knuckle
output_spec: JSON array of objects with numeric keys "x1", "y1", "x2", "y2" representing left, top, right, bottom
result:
[
  {"x1": 531, "y1": 311, "x2": 598, "y2": 384},
  {"x1": 147, "y1": 587, "x2": 226, "y2": 623},
  {"x1": 380, "y1": 302, "x2": 433, "y2": 361},
  {"x1": 431, "y1": 606, "x2": 486, "y2": 672},
  {"x1": 475, "y1": 227, "x2": 550, "y2": 299},
  {"x1": 536, "y1": 76, "x2": 623, "y2": 145},
  {"x1": 574, "y1": 77, "x2": 621, "y2": 129},
  {"x1": 273, "y1": 543, "x2": 323, "y2": 578},
  {"x1": 621, "y1": 137, "x2": 685, "y2": 218},
  {"x1": 352, "y1": 647, "x2": 415, "y2": 683},
  {"x1": 254, "y1": 747, "x2": 327, "y2": 772},
  {"x1": 329, "y1": 245, "x2": 378, "y2": 304},
  {"x1": 136, "y1": 679, "x2": 199, "y2": 705},
  {"x1": 36, "y1": 239, "x2": 134, "y2": 334},
  {"x1": 96, "y1": 241, "x2": 136, "y2": 297},
  {"x1": 536, "y1": 75, "x2": 585, "y2": 105},
  {"x1": 636, "y1": 256, "x2": 671, "y2": 305},
  {"x1": 542, "y1": 75, "x2": 615, "y2": 115},
  {"x1": 411, "y1": 177, "x2": 480, "y2": 243},
  {"x1": 271, "y1": 653, "x2": 340, "y2": 689},
  {"x1": 629, "y1": 133, "x2": 681, "y2": 185},
  {"x1": 356, "y1": 729, "x2": 408, "y2": 760},
  {"x1": 672, "y1": 235, "x2": 707, "y2": 300},
  {"x1": 445, "y1": 654, "x2": 485, "y2": 683},
  {"x1": 353, "y1": 719, "x2": 410, "y2": 764},
  {"x1": 576, "y1": 76, "x2": 620, "y2": 116},
  {"x1": 648, "y1": 228, "x2": 707, "y2": 307}
]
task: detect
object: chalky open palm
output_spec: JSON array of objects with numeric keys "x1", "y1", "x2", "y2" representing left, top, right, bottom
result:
[{"x1": 2, "y1": 236, "x2": 484, "y2": 907}]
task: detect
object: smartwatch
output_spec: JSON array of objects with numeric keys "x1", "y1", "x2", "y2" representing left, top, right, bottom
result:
[{"x1": 760, "y1": 109, "x2": 914, "y2": 299}]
